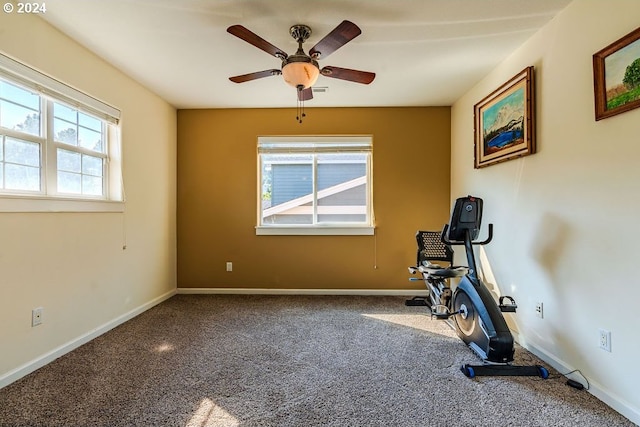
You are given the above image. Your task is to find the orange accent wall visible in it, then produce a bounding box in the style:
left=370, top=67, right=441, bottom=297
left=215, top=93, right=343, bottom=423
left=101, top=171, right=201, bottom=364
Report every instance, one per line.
left=177, top=107, right=450, bottom=290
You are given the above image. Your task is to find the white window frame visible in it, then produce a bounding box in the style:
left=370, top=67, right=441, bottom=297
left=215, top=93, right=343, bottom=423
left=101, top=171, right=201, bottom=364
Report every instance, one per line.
left=256, top=135, right=374, bottom=236
left=0, top=52, right=123, bottom=213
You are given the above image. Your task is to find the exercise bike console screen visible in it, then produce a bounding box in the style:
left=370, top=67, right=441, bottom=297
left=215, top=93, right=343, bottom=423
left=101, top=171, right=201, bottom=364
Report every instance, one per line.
left=447, top=196, right=483, bottom=242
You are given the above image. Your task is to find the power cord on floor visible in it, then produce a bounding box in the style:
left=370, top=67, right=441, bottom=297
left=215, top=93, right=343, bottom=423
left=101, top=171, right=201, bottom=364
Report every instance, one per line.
left=548, top=368, right=589, bottom=390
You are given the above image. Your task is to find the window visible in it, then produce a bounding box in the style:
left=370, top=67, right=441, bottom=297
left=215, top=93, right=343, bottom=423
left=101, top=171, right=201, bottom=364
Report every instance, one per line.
left=0, top=53, right=122, bottom=212
left=257, top=136, right=374, bottom=235
left=53, top=102, right=106, bottom=196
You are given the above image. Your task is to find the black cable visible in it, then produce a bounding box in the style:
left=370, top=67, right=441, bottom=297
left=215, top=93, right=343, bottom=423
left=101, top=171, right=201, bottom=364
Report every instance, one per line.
left=548, top=368, right=590, bottom=390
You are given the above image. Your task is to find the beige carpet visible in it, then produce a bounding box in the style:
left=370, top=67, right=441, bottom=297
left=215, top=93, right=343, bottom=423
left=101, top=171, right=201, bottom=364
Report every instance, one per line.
left=0, top=294, right=635, bottom=426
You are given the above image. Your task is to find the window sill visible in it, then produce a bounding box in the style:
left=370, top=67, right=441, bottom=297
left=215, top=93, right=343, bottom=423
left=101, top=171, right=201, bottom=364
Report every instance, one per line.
left=0, top=195, right=125, bottom=213
left=255, top=226, right=375, bottom=236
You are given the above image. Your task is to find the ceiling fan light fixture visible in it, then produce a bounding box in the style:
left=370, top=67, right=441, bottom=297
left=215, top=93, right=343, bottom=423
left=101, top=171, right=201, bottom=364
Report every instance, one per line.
left=227, top=21, right=374, bottom=100
left=282, top=59, right=320, bottom=89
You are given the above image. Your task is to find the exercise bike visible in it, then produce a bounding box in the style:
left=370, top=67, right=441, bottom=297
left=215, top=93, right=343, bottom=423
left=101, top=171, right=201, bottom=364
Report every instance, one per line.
left=407, top=196, right=549, bottom=379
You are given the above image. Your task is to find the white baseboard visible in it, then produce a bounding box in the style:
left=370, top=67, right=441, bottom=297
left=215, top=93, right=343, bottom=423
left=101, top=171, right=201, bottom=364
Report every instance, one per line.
left=0, top=289, right=177, bottom=390
left=177, top=287, right=429, bottom=296
left=517, top=338, right=640, bottom=426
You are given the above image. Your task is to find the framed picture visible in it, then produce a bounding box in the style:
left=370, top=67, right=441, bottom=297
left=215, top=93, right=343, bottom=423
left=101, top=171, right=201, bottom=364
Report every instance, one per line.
left=474, top=66, right=535, bottom=169
left=593, top=27, right=640, bottom=121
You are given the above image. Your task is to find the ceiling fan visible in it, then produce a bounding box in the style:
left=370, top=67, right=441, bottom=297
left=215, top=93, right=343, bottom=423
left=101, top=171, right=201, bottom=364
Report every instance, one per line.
left=226, top=20, right=376, bottom=104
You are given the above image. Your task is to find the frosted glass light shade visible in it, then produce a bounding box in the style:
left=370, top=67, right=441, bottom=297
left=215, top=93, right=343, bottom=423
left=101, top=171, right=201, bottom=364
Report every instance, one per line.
left=282, top=62, right=320, bottom=89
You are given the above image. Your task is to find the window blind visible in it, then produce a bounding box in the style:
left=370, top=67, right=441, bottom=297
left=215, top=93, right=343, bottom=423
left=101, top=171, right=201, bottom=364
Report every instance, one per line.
left=0, top=52, right=120, bottom=124
left=258, top=136, right=372, bottom=154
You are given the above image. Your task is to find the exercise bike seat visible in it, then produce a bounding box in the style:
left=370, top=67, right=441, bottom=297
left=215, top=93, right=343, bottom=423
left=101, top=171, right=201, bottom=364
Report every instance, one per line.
left=418, top=261, right=468, bottom=278
left=410, top=231, right=468, bottom=279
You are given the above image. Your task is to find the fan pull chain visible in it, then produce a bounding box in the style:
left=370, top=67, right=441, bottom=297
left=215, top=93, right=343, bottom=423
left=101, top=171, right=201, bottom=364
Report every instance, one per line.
left=296, top=85, right=306, bottom=123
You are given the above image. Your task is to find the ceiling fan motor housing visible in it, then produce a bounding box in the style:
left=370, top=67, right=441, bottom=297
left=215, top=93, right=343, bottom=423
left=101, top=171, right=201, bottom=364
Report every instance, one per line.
left=282, top=24, right=320, bottom=89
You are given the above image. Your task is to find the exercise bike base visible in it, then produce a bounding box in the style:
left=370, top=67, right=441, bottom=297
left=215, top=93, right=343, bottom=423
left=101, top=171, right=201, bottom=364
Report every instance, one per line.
left=461, top=363, right=549, bottom=379
left=405, top=296, right=429, bottom=306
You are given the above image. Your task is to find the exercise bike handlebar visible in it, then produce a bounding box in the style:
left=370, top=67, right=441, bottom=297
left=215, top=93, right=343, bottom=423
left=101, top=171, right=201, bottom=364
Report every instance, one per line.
left=440, top=223, right=493, bottom=246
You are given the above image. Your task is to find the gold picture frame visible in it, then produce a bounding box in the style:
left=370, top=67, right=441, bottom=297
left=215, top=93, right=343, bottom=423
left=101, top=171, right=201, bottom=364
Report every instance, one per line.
left=593, top=27, right=640, bottom=121
left=474, top=66, right=535, bottom=169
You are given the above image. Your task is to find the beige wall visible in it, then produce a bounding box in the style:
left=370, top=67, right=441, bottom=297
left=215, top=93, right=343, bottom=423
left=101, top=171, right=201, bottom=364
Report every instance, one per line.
left=0, top=14, right=177, bottom=382
left=451, top=0, right=640, bottom=423
left=177, top=107, right=450, bottom=290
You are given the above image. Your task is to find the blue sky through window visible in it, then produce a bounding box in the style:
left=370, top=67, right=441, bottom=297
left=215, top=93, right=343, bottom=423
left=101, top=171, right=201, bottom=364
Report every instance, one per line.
left=0, top=79, right=40, bottom=136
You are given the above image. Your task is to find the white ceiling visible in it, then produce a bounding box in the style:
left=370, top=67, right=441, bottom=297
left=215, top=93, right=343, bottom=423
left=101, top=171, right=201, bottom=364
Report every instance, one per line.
left=40, top=0, right=572, bottom=109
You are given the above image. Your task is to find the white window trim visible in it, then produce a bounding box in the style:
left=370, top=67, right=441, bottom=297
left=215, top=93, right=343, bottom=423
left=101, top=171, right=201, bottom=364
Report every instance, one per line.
left=0, top=52, right=124, bottom=212
left=0, top=195, right=124, bottom=213
left=257, top=135, right=375, bottom=236
left=255, top=225, right=375, bottom=236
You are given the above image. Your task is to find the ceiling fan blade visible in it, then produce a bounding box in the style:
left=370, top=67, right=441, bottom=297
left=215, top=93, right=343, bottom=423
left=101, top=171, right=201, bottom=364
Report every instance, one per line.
left=229, top=69, right=281, bottom=83
left=320, top=66, right=375, bottom=84
left=298, top=87, right=313, bottom=101
left=309, top=20, right=361, bottom=60
left=227, top=25, right=288, bottom=59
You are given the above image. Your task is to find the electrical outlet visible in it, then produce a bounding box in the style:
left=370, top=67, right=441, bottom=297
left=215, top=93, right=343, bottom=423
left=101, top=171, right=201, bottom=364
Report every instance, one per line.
left=32, top=307, right=43, bottom=327
left=535, top=302, right=543, bottom=318
left=226, top=262, right=233, bottom=272
left=598, top=329, right=611, bottom=352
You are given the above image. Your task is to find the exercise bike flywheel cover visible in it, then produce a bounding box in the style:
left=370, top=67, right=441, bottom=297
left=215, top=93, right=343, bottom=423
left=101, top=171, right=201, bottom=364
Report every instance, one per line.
left=453, top=290, right=477, bottom=337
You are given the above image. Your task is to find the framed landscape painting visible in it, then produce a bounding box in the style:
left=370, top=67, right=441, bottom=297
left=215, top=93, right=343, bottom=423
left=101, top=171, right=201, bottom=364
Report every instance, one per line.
left=593, top=27, right=640, bottom=121
left=474, top=66, right=535, bottom=169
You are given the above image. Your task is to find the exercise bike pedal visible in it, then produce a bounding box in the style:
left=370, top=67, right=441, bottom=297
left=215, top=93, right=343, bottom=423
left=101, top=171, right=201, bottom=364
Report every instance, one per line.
left=431, top=313, right=451, bottom=320
left=499, top=296, right=517, bottom=313
left=431, top=305, right=461, bottom=320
